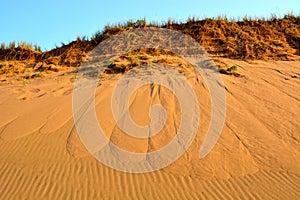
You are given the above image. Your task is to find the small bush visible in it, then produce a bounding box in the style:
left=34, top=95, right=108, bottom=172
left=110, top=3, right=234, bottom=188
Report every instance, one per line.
left=135, top=18, right=146, bottom=27
left=32, top=73, right=41, bottom=78
left=8, top=41, right=15, bottom=49
left=227, top=65, right=238, bottom=72
left=33, top=44, right=42, bottom=52
left=18, top=41, right=32, bottom=49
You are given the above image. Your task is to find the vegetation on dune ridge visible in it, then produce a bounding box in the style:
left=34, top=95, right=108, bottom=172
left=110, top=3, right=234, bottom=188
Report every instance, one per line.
left=1, top=41, right=41, bottom=52
left=0, top=14, right=300, bottom=69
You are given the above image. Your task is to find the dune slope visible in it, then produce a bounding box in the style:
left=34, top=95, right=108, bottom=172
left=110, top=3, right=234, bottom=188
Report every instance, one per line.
left=0, top=58, right=299, bottom=199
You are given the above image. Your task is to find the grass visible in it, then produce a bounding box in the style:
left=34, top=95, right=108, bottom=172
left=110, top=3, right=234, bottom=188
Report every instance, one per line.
left=0, top=41, right=41, bottom=52
left=0, top=14, right=299, bottom=82
left=3, top=13, right=300, bottom=53
left=102, top=48, right=195, bottom=75
left=1, top=42, right=5, bottom=50
left=1, top=13, right=300, bottom=65
left=22, top=78, right=28, bottom=86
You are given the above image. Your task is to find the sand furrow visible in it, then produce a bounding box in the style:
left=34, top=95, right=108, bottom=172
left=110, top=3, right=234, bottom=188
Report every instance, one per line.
left=202, top=180, right=226, bottom=199
left=227, top=177, right=250, bottom=200
left=0, top=165, right=24, bottom=199
left=262, top=170, right=300, bottom=195
left=235, top=176, right=260, bottom=200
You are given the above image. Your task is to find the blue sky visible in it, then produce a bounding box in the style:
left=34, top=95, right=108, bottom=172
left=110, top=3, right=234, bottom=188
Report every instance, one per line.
left=1, top=0, right=299, bottom=51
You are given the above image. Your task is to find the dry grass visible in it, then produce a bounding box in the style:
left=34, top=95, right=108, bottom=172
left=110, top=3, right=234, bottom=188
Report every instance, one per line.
left=0, top=15, right=299, bottom=76
left=104, top=49, right=190, bottom=74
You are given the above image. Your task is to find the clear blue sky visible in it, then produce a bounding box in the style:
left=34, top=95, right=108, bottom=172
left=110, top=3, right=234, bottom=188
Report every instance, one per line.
left=1, top=0, right=299, bottom=51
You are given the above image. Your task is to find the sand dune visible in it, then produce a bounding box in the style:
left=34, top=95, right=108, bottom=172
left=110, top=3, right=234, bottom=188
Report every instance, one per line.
left=0, top=58, right=299, bottom=199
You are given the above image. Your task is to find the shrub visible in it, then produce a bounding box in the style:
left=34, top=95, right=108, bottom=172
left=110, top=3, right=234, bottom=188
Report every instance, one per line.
left=8, top=41, right=15, bottom=49
left=227, top=65, right=238, bottom=72
left=34, top=44, right=42, bottom=52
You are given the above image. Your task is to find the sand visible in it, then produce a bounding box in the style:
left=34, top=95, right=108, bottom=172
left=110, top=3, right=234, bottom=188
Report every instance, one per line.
left=0, top=58, right=299, bottom=199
